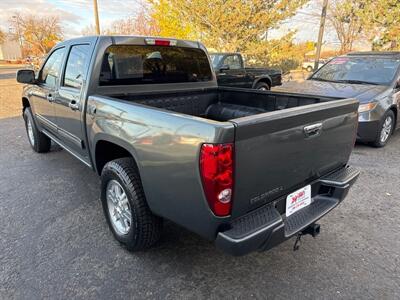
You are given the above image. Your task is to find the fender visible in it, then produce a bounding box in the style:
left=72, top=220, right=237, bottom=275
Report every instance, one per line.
left=252, top=75, right=272, bottom=89
left=92, top=133, right=141, bottom=174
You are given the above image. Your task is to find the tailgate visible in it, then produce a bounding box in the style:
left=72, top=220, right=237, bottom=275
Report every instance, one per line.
left=230, top=98, right=358, bottom=217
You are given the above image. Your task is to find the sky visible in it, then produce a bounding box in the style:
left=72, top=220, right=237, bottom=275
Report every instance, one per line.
left=0, top=0, right=343, bottom=49
left=0, top=0, right=143, bottom=37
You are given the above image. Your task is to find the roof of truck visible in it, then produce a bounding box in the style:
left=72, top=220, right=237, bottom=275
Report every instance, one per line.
left=347, top=51, right=400, bottom=57
left=209, top=52, right=241, bottom=55
left=57, top=35, right=202, bottom=47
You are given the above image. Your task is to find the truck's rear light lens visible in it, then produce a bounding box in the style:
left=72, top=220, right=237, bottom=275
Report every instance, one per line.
left=200, top=143, right=234, bottom=216
left=145, top=38, right=177, bottom=46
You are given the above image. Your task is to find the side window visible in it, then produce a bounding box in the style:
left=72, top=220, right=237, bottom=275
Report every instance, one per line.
left=39, top=48, right=65, bottom=88
left=223, top=55, right=242, bottom=70
left=63, top=44, right=91, bottom=90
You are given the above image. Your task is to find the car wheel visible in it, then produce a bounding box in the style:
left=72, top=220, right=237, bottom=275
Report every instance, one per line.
left=371, top=110, right=395, bottom=148
left=306, top=66, right=313, bottom=72
left=23, top=107, right=51, bottom=153
left=255, top=82, right=270, bottom=91
left=101, top=157, right=163, bottom=251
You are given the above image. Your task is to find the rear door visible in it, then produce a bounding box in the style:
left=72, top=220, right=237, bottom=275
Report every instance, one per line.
left=54, top=43, right=93, bottom=162
left=230, top=98, right=359, bottom=217
left=31, top=47, right=66, bottom=133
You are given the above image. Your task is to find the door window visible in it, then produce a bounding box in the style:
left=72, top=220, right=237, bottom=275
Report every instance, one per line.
left=39, top=48, right=65, bottom=88
left=63, top=44, right=91, bottom=90
left=223, top=55, right=242, bottom=70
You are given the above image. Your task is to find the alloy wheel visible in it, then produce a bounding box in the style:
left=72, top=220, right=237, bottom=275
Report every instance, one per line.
left=106, top=179, right=132, bottom=235
left=380, top=115, right=393, bottom=144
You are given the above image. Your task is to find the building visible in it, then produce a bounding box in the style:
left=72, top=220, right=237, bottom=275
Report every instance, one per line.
left=0, top=38, right=22, bottom=61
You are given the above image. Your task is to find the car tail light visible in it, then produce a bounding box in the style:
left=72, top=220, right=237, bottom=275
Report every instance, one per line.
left=145, top=38, right=177, bottom=46
left=200, top=143, right=234, bottom=216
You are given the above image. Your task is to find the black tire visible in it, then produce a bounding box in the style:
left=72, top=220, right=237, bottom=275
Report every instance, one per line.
left=306, top=66, right=313, bottom=72
left=371, top=110, right=395, bottom=148
left=255, top=82, right=270, bottom=91
left=101, top=158, right=163, bottom=251
left=23, top=107, right=51, bottom=153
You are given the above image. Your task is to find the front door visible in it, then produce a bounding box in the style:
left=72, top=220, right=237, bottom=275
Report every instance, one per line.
left=31, top=47, right=66, bottom=133
left=54, top=43, right=92, bottom=162
left=217, top=54, right=247, bottom=88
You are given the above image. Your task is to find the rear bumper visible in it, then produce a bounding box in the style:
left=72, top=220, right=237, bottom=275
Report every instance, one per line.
left=215, top=166, right=359, bottom=256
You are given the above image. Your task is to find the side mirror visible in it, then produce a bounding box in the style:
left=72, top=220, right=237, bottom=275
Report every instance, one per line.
left=219, top=65, right=230, bottom=72
left=16, top=69, right=36, bottom=84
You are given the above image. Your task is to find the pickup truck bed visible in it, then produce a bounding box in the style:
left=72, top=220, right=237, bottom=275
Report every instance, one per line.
left=110, top=87, right=331, bottom=121
left=18, top=35, right=359, bottom=256
left=97, top=86, right=358, bottom=219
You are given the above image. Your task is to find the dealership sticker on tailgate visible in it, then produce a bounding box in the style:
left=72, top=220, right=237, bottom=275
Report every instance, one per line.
left=286, top=185, right=311, bottom=217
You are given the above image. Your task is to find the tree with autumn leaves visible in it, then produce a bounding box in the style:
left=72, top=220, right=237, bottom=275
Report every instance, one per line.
left=9, top=14, right=63, bottom=56
left=149, top=0, right=310, bottom=70
left=0, top=29, right=5, bottom=45
left=327, top=0, right=400, bottom=53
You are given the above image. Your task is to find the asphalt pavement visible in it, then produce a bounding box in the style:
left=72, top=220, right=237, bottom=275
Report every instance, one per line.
left=0, top=116, right=399, bottom=299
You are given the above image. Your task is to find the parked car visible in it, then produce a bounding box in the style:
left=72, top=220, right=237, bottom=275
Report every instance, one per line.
left=17, top=36, right=359, bottom=256
left=302, top=59, right=328, bottom=72
left=209, top=52, right=282, bottom=90
left=275, top=52, right=400, bottom=147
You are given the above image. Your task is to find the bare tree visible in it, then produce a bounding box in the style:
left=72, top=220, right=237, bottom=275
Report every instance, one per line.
left=106, top=8, right=158, bottom=35
left=327, top=1, right=365, bottom=53
left=9, top=13, right=63, bottom=55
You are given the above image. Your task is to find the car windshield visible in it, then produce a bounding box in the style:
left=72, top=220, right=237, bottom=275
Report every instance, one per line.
left=310, top=56, right=400, bottom=85
left=209, top=54, right=224, bottom=69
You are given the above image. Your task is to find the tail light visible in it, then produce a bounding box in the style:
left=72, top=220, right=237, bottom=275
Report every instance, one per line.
left=200, top=143, right=234, bottom=216
left=145, top=38, right=177, bottom=46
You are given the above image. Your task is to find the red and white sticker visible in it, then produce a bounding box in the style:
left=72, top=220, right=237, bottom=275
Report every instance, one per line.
left=286, top=185, right=311, bottom=217
left=328, top=57, right=349, bottom=65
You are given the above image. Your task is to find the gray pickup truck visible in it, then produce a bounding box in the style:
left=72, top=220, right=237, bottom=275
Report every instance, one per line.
left=17, top=36, right=359, bottom=256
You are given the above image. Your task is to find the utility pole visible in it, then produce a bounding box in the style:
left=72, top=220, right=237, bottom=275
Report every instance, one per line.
left=314, top=0, right=328, bottom=71
left=93, top=0, right=101, bottom=35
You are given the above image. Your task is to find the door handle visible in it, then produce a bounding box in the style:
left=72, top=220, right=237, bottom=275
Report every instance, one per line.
left=69, top=100, right=79, bottom=111
left=47, top=94, right=55, bottom=102
left=304, top=123, right=323, bottom=137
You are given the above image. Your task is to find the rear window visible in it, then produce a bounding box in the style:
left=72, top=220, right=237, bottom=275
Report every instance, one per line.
left=99, top=45, right=213, bottom=86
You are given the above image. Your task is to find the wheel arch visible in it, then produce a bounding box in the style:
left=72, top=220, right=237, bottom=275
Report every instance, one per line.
left=22, top=97, right=30, bottom=112
left=252, top=76, right=272, bottom=89
left=389, top=105, right=398, bottom=126
left=93, top=135, right=140, bottom=176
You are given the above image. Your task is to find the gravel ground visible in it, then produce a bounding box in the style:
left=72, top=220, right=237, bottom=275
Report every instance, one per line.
left=0, top=69, right=399, bottom=299
left=0, top=67, right=23, bottom=119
